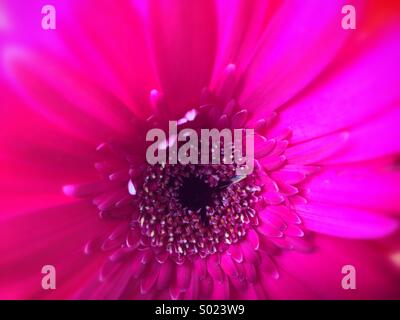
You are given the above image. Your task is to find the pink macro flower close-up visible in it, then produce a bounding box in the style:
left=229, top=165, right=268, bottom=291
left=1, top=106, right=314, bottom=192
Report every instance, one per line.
left=0, top=0, right=400, bottom=300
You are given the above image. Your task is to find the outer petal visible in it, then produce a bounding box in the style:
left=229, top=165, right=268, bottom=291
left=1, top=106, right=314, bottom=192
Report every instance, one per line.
left=145, top=0, right=217, bottom=116
left=0, top=202, right=118, bottom=299
left=303, top=163, right=400, bottom=213
left=269, top=235, right=400, bottom=299
left=295, top=203, right=398, bottom=239
left=239, top=0, right=366, bottom=114
left=211, top=0, right=273, bottom=86
left=268, top=26, right=400, bottom=143
left=326, top=107, right=400, bottom=164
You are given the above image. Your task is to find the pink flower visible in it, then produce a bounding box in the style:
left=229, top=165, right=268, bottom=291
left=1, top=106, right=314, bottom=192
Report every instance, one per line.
left=0, top=0, right=400, bottom=299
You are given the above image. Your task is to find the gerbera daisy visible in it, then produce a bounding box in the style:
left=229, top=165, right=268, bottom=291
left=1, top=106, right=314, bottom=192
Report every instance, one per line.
left=0, top=0, right=399, bottom=299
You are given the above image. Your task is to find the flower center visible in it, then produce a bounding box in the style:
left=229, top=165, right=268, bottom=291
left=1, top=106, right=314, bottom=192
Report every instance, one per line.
left=136, top=162, right=261, bottom=261
left=178, top=176, right=213, bottom=225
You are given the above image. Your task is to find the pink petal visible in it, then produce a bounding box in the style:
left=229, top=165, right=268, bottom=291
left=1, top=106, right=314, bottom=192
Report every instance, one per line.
left=285, top=132, right=349, bottom=164
left=140, top=262, right=160, bottom=294
left=327, top=107, right=400, bottom=163
left=211, top=0, right=271, bottom=87
left=146, top=0, right=217, bottom=116
left=295, top=203, right=398, bottom=238
left=304, top=164, right=400, bottom=213
left=156, top=260, right=174, bottom=290
left=0, top=202, right=117, bottom=299
left=273, top=235, right=400, bottom=299
left=176, top=262, right=192, bottom=291
left=240, top=0, right=364, bottom=114
left=268, top=28, right=400, bottom=143
left=207, top=254, right=224, bottom=283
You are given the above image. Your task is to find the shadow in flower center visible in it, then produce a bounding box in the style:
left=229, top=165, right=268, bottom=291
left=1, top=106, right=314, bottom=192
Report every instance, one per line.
left=178, top=176, right=214, bottom=225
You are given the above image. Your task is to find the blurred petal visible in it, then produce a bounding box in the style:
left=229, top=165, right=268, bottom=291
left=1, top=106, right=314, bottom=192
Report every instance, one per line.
left=146, top=0, right=217, bottom=116
left=268, top=26, right=400, bottom=142
left=295, top=203, right=398, bottom=238
left=240, top=0, right=365, bottom=114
